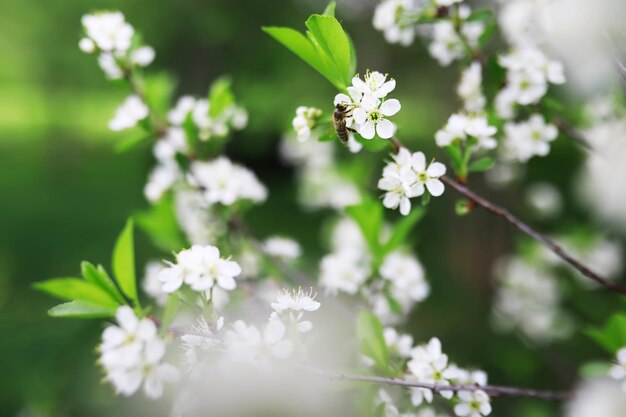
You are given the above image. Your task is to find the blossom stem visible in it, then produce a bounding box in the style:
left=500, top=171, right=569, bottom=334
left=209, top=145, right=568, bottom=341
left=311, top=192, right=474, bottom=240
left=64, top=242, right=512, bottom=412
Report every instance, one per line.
left=312, top=369, right=571, bottom=400
left=388, top=136, right=626, bottom=295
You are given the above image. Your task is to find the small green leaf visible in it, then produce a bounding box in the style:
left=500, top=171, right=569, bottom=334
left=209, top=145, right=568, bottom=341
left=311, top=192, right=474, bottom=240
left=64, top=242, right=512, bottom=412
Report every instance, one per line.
left=48, top=301, right=116, bottom=319
left=323, top=1, right=336, bottom=16
left=160, top=294, right=182, bottom=337
left=381, top=207, right=425, bottom=255
left=208, top=76, right=235, bottom=118
left=262, top=26, right=337, bottom=88
left=81, top=262, right=126, bottom=304
left=468, top=157, right=495, bottom=172
left=421, top=191, right=431, bottom=206
left=356, top=311, right=390, bottom=373
left=34, top=278, right=119, bottom=308
left=455, top=199, right=472, bottom=216
left=135, top=195, right=185, bottom=252
left=444, top=144, right=463, bottom=172
left=115, top=133, right=152, bottom=153
left=346, top=196, right=383, bottom=255
left=579, top=361, right=612, bottom=378
left=587, top=314, right=626, bottom=354
left=467, top=8, right=493, bottom=22
left=143, top=72, right=177, bottom=115
left=112, top=219, right=138, bottom=305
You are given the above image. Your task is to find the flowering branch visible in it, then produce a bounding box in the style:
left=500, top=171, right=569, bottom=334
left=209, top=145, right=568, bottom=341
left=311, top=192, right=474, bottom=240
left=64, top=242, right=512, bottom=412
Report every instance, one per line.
left=312, top=369, right=571, bottom=401
left=387, top=136, right=626, bottom=295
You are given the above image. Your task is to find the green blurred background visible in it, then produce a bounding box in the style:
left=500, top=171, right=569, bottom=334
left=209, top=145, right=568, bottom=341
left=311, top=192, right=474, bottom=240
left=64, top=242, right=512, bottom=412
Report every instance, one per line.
left=0, top=0, right=619, bottom=416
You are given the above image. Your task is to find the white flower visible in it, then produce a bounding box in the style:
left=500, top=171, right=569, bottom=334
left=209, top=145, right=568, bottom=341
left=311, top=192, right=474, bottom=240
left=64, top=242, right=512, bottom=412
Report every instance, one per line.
left=271, top=287, right=320, bottom=313
left=144, top=162, right=181, bottom=203
left=320, top=251, right=370, bottom=295
left=458, top=62, right=486, bottom=113
left=188, top=157, right=267, bottom=206
left=454, top=390, right=492, bottom=417
left=609, top=348, right=626, bottom=391
left=526, top=183, right=562, bottom=218
left=81, top=12, right=134, bottom=53
left=79, top=38, right=96, bottom=53
left=373, top=0, right=422, bottom=46
left=352, top=71, right=396, bottom=99
left=566, top=378, right=626, bottom=417
left=224, top=319, right=293, bottom=363
left=429, top=16, right=484, bottom=67
left=506, top=70, right=547, bottom=106
left=503, top=114, right=558, bottom=162
left=153, top=128, right=188, bottom=164
left=384, top=327, right=413, bottom=358
left=435, top=113, right=497, bottom=150
left=353, top=95, right=401, bottom=139
left=263, top=236, right=301, bottom=260
left=380, top=251, right=430, bottom=303
left=108, top=95, right=149, bottom=131
left=411, top=151, right=447, bottom=197
left=131, top=46, right=156, bottom=67
left=408, top=337, right=453, bottom=405
left=142, top=261, right=168, bottom=306
left=98, top=53, right=124, bottom=79
left=292, top=106, right=322, bottom=142
left=159, top=245, right=241, bottom=293
left=168, top=95, right=197, bottom=125
left=99, top=306, right=178, bottom=399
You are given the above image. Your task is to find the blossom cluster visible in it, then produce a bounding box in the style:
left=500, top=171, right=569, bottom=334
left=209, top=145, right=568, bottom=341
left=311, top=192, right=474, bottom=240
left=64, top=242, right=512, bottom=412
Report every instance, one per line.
left=292, top=106, right=322, bottom=142
left=320, top=217, right=430, bottom=324
left=158, top=245, right=242, bottom=294
left=334, top=71, right=401, bottom=140
left=501, top=114, right=558, bottom=162
left=378, top=148, right=446, bottom=216
left=80, top=12, right=155, bottom=79
left=99, top=306, right=179, bottom=398
left=435, top=114, right=497, bottom=151
left=495, top=47, right=566, bottom=119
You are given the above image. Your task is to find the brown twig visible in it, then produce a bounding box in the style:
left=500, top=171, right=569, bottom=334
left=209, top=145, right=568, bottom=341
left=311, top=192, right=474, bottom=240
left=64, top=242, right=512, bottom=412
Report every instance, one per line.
left=308, top=369, right=571, bottom=401
left=389, top=136, right=626, bottom=295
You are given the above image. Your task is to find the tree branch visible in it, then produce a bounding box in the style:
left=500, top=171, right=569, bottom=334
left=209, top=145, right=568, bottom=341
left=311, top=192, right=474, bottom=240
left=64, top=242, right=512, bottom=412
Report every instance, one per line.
left=389, top=136, right=626, bottom=295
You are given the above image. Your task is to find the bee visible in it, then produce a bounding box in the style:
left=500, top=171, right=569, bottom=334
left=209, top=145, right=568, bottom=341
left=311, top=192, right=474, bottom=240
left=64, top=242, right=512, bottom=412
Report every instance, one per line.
left=333, top=102, right=357, bottom=143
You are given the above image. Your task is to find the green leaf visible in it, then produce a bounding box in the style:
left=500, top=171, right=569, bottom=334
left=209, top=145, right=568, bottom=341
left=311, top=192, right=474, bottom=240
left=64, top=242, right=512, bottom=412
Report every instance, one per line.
left=115, top=133, right=152, bottom=153
left=468, top=157, right=495, bottom=172
left=323, top=1, right=336, bottom=16
left=160, top=294, right=182, bottom=337
left=135, top=195, right=185, bottom=252
left=208, top=76, right=235, bottom=118
left=81, top=262, right=126, bottom=304
left=262, top=26, right=337, bottom=88
left=112, top=219, right=138, bottom=305
left=381, top=207, right=425, bottom=255
left=467, top=8, right=494, bottom=22
left=346, top=196, right=383, bottom=255
left=579, top=361, right=612, bottom=378
left=34, top=278, right=119, bottom=308
left=305, top=14, right=352, bottom=89
left=143, top=72, right=177, bottom=115
left=48, top=301, right=116, bottom=319
left=318, top=129, right=337, bottom=142
left=356, top=310, right=390, bottom=373
left=587, top=314, right=626, bottom=353
left=455, top=199, right=472, bottom=216
left=444, top=144, right=463, bottom=172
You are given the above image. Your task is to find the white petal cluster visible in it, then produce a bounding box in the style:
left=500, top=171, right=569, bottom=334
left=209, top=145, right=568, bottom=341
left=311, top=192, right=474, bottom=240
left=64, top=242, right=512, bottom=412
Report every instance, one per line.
left=379, top=251, right=430, bottom=313
left=502, top=114, right=558, bottom=162
left=435, top=113, right=497, bottom=151
left=99, top=306, right=179, bottom=399
left=373, top=0, right=424, bottom=46
left=566, top=378, right=626, bottom=417
left=292, top=106, right=322, bottom=142
left=188, top=157, right=267, bottom=206
left=429, top=7, right=484, bottom=67
left=159, top=245, right=242, bottom=293
left=496, top=47, right=565, bottom=119
left=384, top=327, right=413, bottom=359
left=457, top=62, right=486, bottom=113
left=378, top=148, right=447, bottom=216
left=224, top=318, right=294, bottom=363
left=454, top=391, right=492, bottom=417
left=334, top=71, right=401, bottom=140
left=174, top=190, right=226, bottom=245
left=142, top=261, right=168, bottom=306
left=525, top=182, right=562, bottom=219
left=108, top=95, right=149, bottom=131
left=168, top=95, right=247, bottom=141
left=80, top=12, right=155, bottom=79
left=144, top=162, right=182, bottom=203
left=180, top=316, right=223, bottom=374
left=407, top=337, right=490, bottom=412
left=271, top=287, right=321, bottom=333
left=263, top=236, right=301, bottom=261
left=492, top=257, right=572, bottom=343
left=609, top=348, right=626, bottom=392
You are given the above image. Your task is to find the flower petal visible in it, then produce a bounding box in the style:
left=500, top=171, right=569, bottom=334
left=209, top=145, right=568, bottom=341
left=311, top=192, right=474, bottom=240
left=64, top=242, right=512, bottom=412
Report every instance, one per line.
left=376, top=119, right=395, bottom=139
left=380, top=99, right=401, bottom=116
